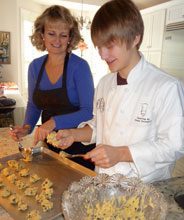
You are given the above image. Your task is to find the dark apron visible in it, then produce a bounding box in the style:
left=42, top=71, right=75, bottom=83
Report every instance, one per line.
left=33, top=54, right=95, bottom=170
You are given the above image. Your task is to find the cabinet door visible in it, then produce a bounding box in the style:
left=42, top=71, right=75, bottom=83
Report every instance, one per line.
left=140, top=10, right=165, bottom=51
left=148, top=51, right=162, bottom=68
left=166, top=4, right=184, bottom=24
left=140, top=13, right=152, bottom=51
left=151, top=10, right=165, bottom=51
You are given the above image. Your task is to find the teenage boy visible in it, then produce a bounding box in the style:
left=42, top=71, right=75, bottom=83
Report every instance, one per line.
left=56, top=0, right=184, bottom=183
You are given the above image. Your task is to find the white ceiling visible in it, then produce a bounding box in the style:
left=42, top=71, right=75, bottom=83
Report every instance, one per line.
left=33, top=0, right=171, bottom=10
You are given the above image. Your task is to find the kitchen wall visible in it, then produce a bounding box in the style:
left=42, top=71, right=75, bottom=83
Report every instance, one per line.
left=0, top=0, right=43, bottom=87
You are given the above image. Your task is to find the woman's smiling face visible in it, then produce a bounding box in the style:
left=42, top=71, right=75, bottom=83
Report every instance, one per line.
left=43, top=21, right=70, bottom=55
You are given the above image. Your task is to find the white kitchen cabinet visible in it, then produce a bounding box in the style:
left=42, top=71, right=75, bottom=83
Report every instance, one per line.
left=166, top=4, right=184, bottom=24
left=141, top=9, right=166, bottom=51
left=141, top=51, right=162, bottom=68
left=148, top=51, right=162, bottom=68
left=140, top=9, right=166, bottom=67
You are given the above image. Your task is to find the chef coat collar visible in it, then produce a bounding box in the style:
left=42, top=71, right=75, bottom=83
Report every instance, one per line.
left=126, top=52, right=146, bottom=84
left=111, top=52, right=146, bottom=89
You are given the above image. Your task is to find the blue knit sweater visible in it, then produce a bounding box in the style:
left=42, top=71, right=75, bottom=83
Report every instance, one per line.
left=24, top=53, right=94, bottom=131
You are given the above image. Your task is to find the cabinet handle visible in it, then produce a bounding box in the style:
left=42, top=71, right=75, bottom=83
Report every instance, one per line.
left=165, top=36, right=172, bottom=40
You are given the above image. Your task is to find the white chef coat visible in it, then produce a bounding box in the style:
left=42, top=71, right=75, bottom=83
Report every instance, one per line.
left=79, top=54, right=184, bottom=183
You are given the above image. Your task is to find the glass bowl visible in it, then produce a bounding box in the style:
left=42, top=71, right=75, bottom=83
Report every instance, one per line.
left=61, top=173, right=167, bottom=220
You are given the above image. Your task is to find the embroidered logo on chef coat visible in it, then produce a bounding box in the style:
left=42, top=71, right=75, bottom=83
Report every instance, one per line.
left=140, top=103, right=148, bottom=117
left=96, top=98, right=105, bottom=112
left=134, top=102, right=152, bottom=124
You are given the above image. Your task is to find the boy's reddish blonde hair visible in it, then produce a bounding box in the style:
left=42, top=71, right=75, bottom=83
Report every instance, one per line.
left=91, top=0, right=144, bottom=49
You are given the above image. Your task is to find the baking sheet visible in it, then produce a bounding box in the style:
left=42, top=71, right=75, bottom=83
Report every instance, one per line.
left=0, top=147, right=96, bottom=220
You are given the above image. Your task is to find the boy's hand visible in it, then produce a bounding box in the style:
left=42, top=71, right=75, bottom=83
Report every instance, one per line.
left=84, top=144, right=121, bottom=168
left=84, top=144, right=132, bottom=168
left=56, top=129, right=75, bottom=149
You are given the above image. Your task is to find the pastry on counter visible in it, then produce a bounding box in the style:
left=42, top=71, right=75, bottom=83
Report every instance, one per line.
left=27, top=210, right=41, bottom=220
left=1, top=187, right=11, bottom=198
left=18, top=200, right=28, bottom=211
left=19, top=168, right=30, bottom=177
left=36, top=187, right=53, bottom=202
left=9, top=194, right=20, bottom=205
left=47, top=131, right=60, bottom=147
left=7, top=173, right=17, bottom=184
left=15, top=179, right=29, bottom=190
left=30, top=174, right=41, bottom=184
left=41, top=198, right=53, bottom=212
left=35, top=192, right=47, bottom=203
left=42, top=187, right=53, bottom=199
left=1, top=167, right=11, bottom=177
left=7, top=160, right=19, bottom=169
left=7, top=159, right=25, bottom=171
left=41, top=178, right=53, bottom=189
left=24, top=187, right=38, bottom=196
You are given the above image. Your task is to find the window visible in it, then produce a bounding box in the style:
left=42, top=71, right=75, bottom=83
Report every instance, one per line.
left=73, top=27, right=108, bottom=87
left=20, top=8, right=44, bottom=101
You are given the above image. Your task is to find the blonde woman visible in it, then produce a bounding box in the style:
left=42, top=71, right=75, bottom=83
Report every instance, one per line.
left=10, top=5, right=95, bottom=170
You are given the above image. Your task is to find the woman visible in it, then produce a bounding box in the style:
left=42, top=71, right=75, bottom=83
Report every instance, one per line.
left=10, top=5, right=95, bottom=170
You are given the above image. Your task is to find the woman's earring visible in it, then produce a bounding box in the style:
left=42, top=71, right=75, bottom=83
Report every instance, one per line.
left=67, top=41, right=70, bottom=45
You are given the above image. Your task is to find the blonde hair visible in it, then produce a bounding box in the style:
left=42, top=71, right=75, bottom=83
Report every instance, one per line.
left=91, top=0, right=144, bottom=50
left=31, top=5, right=81, bottom=52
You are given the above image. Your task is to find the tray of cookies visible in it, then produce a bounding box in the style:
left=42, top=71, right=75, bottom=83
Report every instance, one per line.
left=0, top=146, right=96, bottom=220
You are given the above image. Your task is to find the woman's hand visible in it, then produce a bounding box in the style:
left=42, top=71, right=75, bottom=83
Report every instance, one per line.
left=9, top=125, right=30, bottom=141
left=56, top=129, right=75, bottom=149
left=34, top=118, right=55, bottom=145
left=84, top=144, right=132, bottom=168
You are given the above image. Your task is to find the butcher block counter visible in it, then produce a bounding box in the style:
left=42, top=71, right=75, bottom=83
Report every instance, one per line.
left=0, top=127, right=96, bottom=220
left=0, top=127, right=184, bottom=220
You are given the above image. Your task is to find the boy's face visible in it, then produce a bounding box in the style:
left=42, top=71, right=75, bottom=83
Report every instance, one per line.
left=97, top=39, right=139, bottom=77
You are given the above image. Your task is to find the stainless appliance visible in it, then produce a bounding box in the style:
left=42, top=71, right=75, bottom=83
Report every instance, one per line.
left=161, top=28, right=184, bottom=84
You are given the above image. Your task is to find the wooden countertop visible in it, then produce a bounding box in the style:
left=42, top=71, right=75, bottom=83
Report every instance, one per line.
left=0, top=128, right=19, bottom=158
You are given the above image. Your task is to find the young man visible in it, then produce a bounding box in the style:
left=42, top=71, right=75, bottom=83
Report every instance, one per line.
left=56, top=0, right=184, bottom=183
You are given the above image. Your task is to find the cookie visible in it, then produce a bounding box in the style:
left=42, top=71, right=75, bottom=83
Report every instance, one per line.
left=30, top=174, right=41, bottom=184
left=19, top=168, right=30, bottom=177
left=18, top=200, right=28, bottom=211
left=24, top=187, right=38, bottom=196
left=9, top=194, right=20, bottom=205
left=27, top=210, right=41, bottom=220
left=47, top=131, right=60, bottom=147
